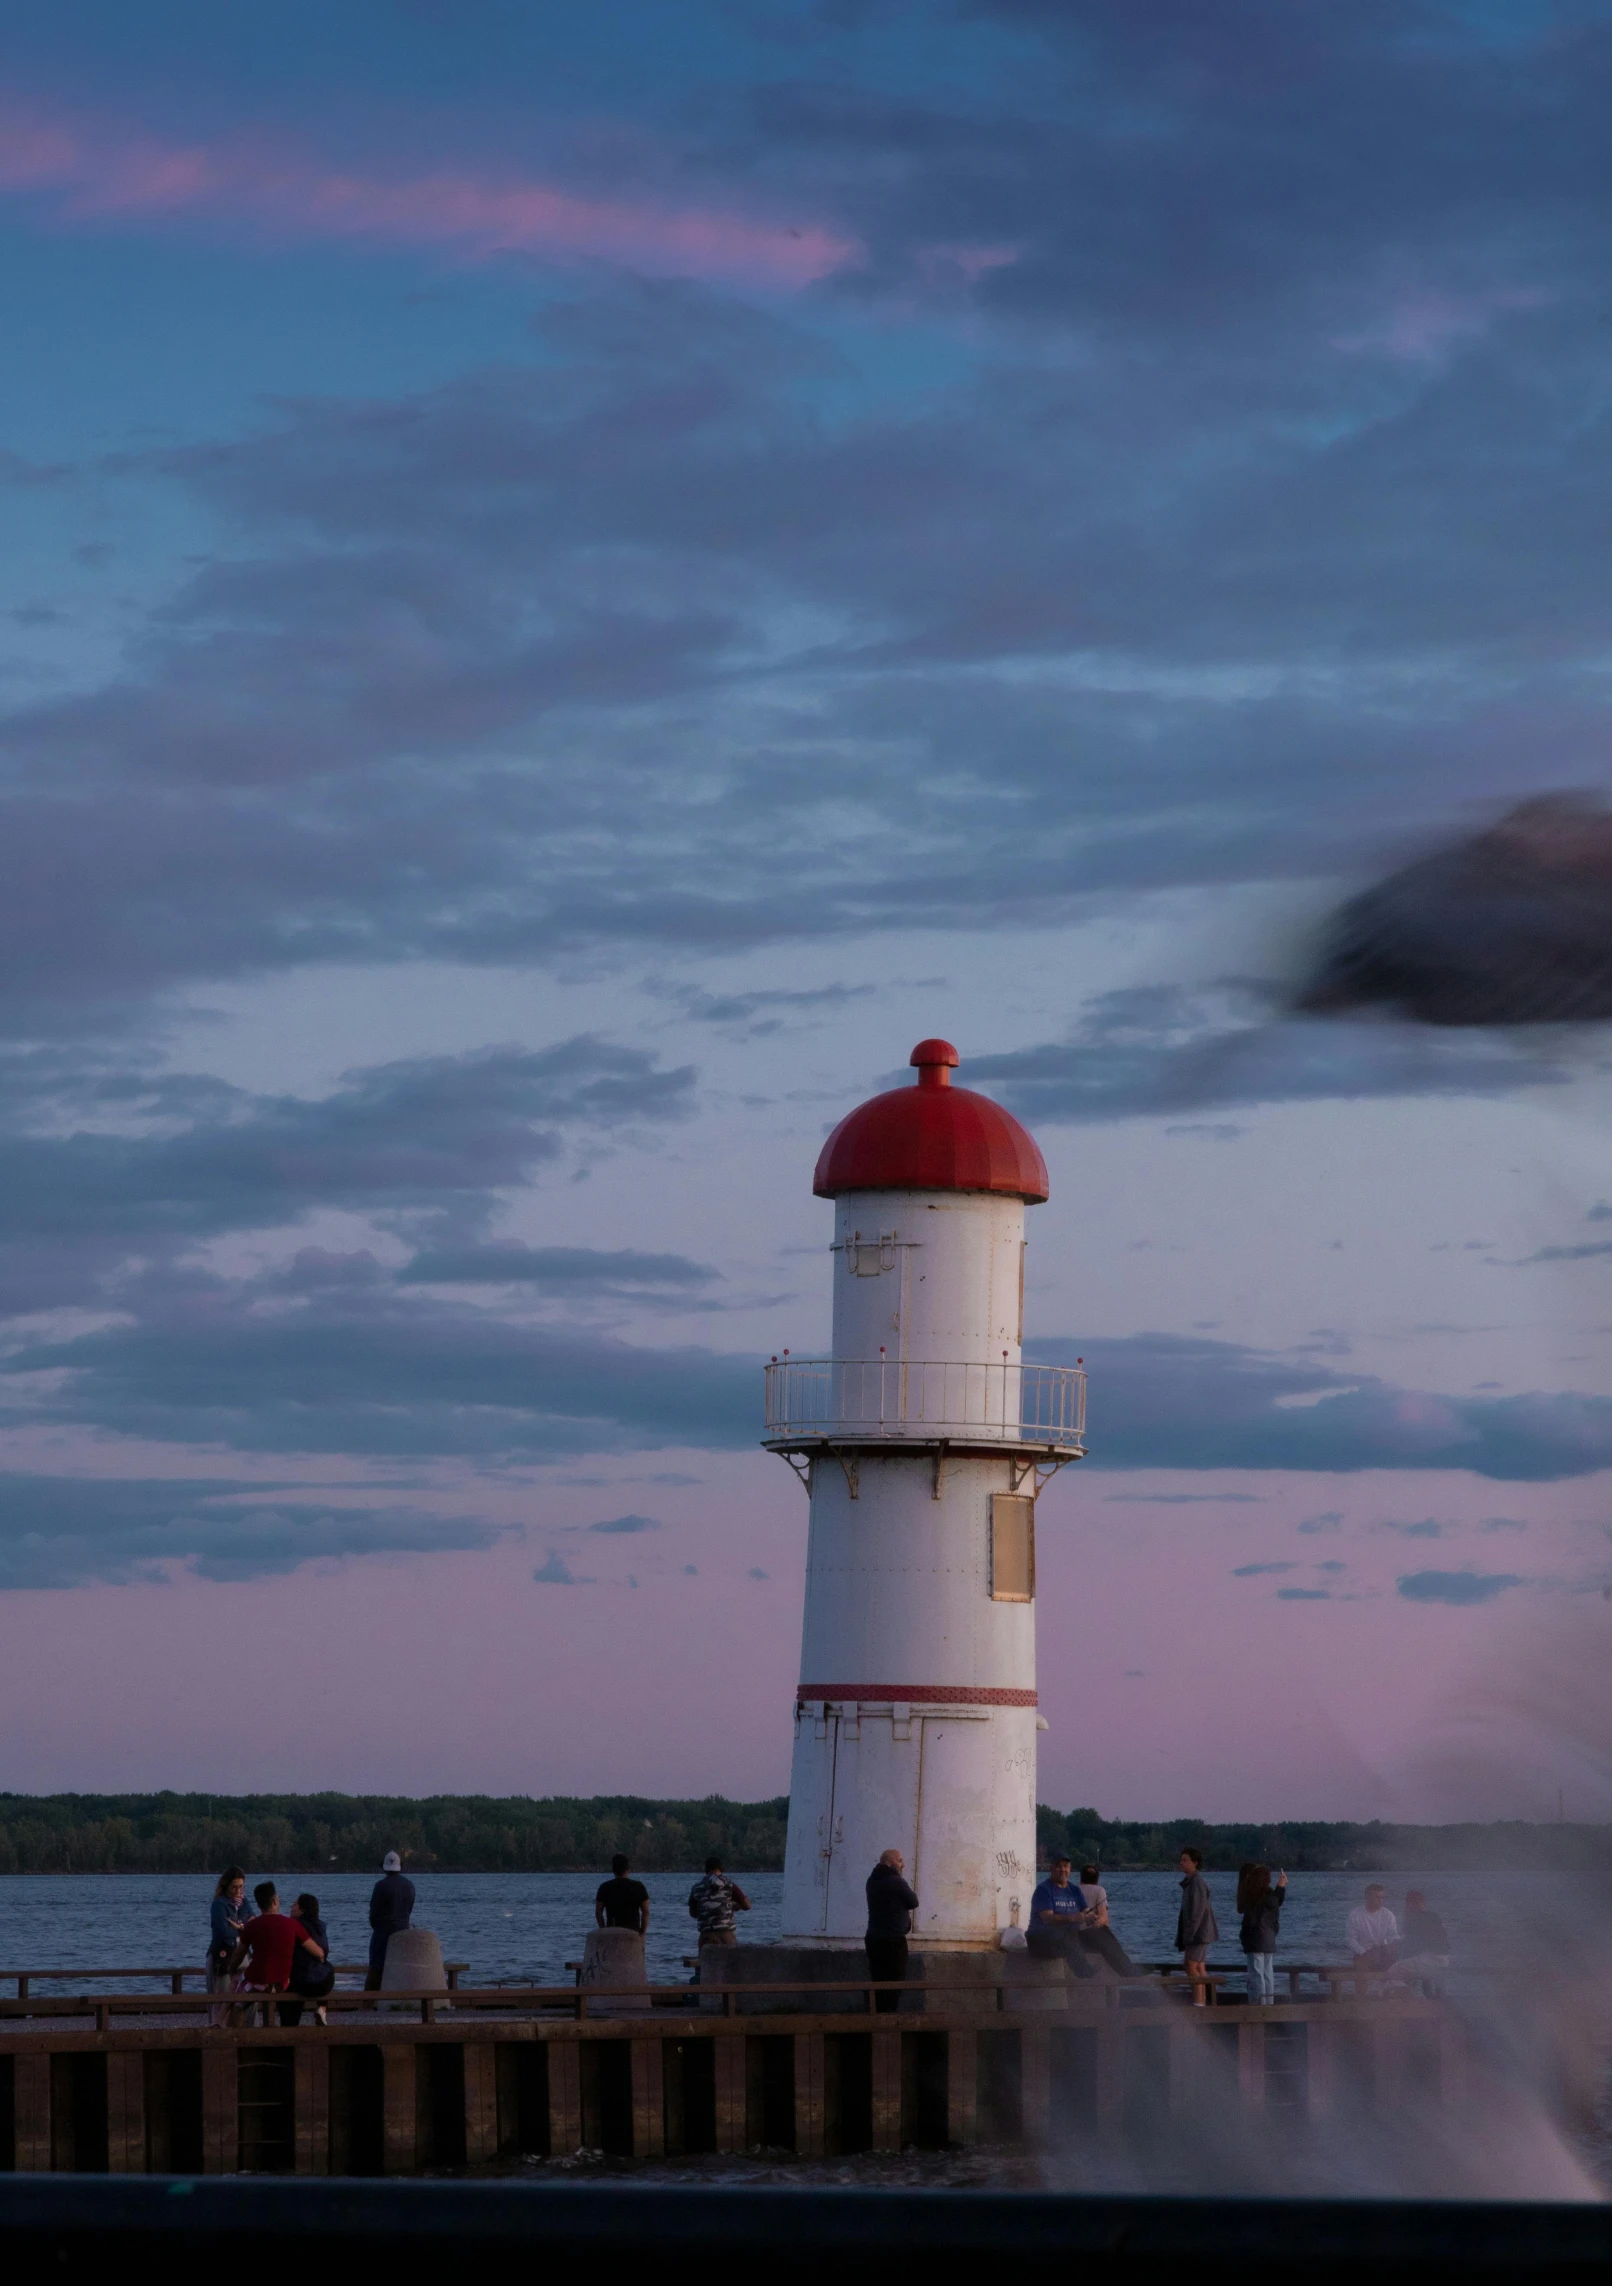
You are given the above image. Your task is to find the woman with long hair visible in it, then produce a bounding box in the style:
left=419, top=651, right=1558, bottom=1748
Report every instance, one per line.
left=284, top=1893, right=336, bottom=2027
left=208, top=1865, right=249, bottom=2026
left=1237, top=1860, right=1287, bottom=2005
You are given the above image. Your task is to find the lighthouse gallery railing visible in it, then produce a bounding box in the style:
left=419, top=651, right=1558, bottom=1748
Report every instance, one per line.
left=762, top=1358, right=1086, bottom=1450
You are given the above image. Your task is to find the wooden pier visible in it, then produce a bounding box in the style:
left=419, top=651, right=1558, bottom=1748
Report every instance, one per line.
left=0, top=1972, right=1465, bottom=2175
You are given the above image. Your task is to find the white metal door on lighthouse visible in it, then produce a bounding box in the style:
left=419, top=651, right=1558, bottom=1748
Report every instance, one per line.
left=817, top=1714, right=922, bottom=1936
left=913, top=1713, right=998, bottom=1940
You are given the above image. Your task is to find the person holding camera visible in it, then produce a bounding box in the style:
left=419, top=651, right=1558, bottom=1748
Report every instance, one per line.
left=1237, top=1861, right=1287, bottom=2004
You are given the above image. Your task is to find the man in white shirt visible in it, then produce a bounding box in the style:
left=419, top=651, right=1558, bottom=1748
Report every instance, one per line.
left=1345, top=1883, right=1400, bottom=1979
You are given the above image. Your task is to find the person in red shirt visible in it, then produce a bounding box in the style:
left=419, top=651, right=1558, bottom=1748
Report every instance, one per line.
left=228, top=1881, right=326, bottom=2026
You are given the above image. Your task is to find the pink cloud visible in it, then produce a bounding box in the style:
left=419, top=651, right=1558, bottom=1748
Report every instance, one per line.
left=0, top=103, right=856, bottom=290
left=1333, top=284, right=1548, bottom=364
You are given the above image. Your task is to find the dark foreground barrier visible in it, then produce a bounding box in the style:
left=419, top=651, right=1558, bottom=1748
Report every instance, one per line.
left=0, top=2179, right=1609, bottom=2281
left=0, top=1992, right=1465, bottom=2170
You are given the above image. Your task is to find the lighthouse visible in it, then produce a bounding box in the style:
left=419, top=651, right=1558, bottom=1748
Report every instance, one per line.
left=764, top=1039, right=1085, bottom=1952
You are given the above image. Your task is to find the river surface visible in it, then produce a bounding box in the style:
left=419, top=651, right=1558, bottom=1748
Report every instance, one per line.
left=0, top=1866, right=1570, bottom=1992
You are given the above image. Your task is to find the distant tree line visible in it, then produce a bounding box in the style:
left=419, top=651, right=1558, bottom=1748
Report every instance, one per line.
left=0, top=1793, right=1605, bottom=1874
left=1034, top=1807, right=1612, bottom=1873
left=0, top=1793, right=789, bottom=1876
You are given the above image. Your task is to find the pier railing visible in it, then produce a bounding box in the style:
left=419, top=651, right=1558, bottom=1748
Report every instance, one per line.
left=0, top=1963, right=1419, bottom=2028
left=0, top=1963, right=467, bottom=2001
left=762, top=1357, right=1086, bottom=1451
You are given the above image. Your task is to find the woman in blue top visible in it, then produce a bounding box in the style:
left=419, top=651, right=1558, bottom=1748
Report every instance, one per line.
left=208, top=1866, right=250, bottom=2025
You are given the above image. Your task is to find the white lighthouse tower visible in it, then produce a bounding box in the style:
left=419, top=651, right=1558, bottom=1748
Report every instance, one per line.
left=764, top=1038, right=1085, bottom=1952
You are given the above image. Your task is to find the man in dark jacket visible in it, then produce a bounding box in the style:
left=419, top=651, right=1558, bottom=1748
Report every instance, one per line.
left=1176, top=1846, right=1218, bottom=2007
left=865, top=1848, right=919, bottom=2014
left=365, top=1849, right=415, bottom=1991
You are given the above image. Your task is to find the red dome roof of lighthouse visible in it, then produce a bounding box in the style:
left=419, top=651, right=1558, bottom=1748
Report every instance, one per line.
left=813, top=1039, right=1049, bottom=1202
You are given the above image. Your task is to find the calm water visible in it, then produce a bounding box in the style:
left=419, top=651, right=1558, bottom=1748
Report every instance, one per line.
left=0, top=1866, right=1570, bottom=1993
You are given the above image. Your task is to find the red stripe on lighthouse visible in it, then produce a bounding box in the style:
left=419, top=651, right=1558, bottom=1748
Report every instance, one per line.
left=796, top=1685, right=1037, bottom=1707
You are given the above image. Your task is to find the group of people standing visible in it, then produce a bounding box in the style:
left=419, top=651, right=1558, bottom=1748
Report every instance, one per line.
left=865, top=1843, right=1453, bottom=2009
left=592, top=1851, right=754, bottom=1952
left=863, top=1847, right=1134, bottom=2006
left=201, top=1846, right=1452, bottom=2016
left=207, top=1869, right=333, bottom=2025
left=1174, top=1846, right=1287, bottom=2006
left=1024, top=1847, right=1284, bottom=2004
left=206, top=1849, right=416, bottom=2024
left=1181, top=1851, right=1452, bottom=2003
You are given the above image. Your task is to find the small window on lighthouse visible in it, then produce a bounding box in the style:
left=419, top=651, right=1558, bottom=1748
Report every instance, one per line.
left=990, top=1494, right=1035, bottom=1602
left=846, top=1232, right=898, bottom=1276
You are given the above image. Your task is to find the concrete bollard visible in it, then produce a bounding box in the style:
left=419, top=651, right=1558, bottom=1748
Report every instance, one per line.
left=581, top=1927, right=650, bottom=2014
left=380, top=1927, right=447, bottom=1992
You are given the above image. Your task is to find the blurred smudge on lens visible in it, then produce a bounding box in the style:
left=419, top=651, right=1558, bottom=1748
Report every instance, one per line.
left=1297, top=794, right=1612, bottom=1028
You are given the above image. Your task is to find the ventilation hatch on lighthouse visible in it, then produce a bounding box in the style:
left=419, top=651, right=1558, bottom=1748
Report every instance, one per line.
left=763, top=1039, right=1087, bottom=1951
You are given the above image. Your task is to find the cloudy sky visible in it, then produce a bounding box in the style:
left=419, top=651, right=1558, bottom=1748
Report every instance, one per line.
left=2, top=0, right=1611, bottom=1821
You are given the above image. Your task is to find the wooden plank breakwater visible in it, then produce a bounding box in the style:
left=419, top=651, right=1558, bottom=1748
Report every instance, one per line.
left=0, top=1984, right=1464, bottom=2174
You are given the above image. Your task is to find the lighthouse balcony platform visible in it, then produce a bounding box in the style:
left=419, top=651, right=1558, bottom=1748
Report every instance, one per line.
left=762, top=1357, right=1085, bottom=1455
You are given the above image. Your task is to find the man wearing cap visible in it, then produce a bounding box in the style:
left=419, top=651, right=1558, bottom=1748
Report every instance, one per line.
left=365, top=1849, right=416, bottom=1991
left=1027, top=1855, right=1097, bottom=1978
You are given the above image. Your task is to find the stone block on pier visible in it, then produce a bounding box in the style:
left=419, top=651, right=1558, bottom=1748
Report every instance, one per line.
left=580, top=1927, right=650, bottom=2014
left=380, top=1927, right=447, bottom=1991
